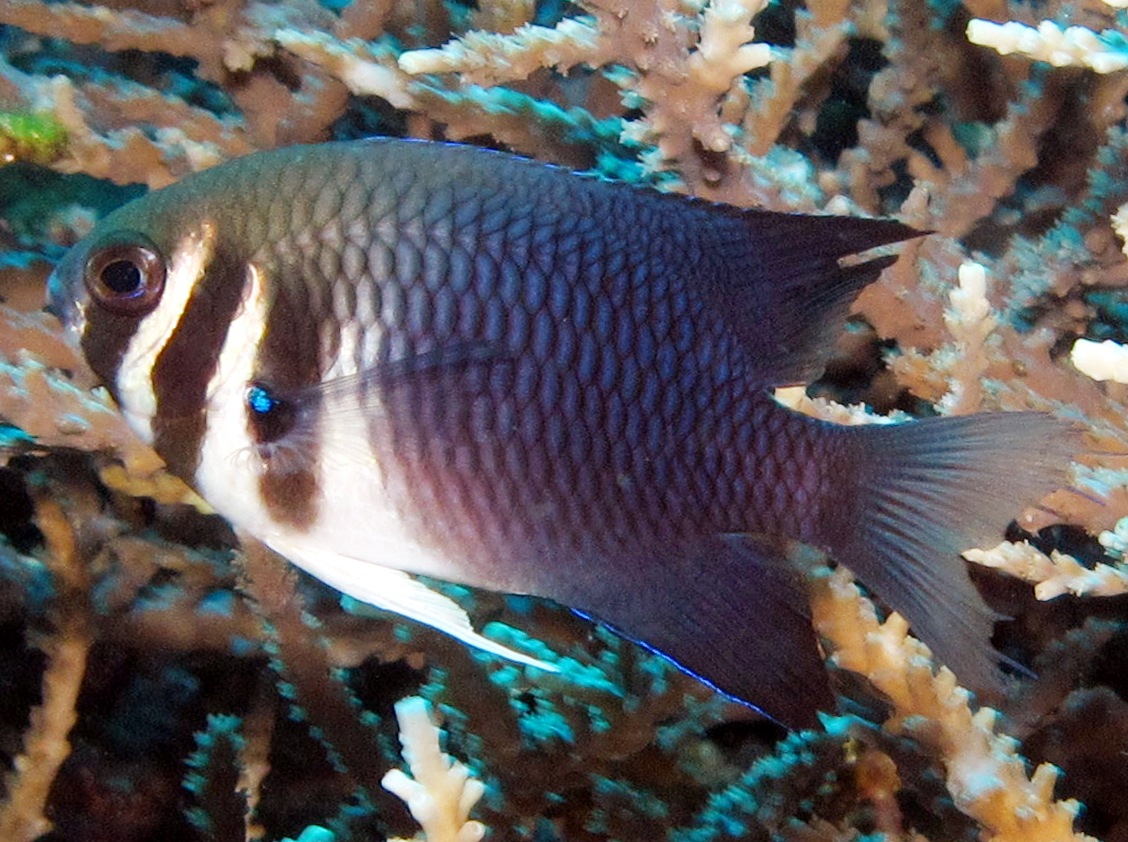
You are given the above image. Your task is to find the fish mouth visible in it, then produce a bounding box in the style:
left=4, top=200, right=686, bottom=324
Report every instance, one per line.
left=44, top=269, right=86, bottom=344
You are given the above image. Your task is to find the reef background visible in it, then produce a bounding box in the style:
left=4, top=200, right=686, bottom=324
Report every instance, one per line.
left=1, top=0, right=1128, bottom=840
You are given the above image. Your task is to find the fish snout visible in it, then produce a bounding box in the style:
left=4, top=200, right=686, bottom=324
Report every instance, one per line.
left=44, top=268, right=86, bottom=344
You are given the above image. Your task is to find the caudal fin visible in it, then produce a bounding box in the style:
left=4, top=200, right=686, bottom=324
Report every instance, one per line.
left=824, top=412, right=1076, bottom=691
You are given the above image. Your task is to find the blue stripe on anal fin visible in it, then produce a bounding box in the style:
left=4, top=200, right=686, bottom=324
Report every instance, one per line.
left=573, top=536, right=834, bottom=729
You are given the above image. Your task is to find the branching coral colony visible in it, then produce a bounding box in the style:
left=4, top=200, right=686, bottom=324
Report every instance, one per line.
left=1, top=0, right=1128, bottom=839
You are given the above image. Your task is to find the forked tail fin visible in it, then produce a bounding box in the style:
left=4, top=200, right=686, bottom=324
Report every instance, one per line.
left=822, top=412, right=1076, bottom=691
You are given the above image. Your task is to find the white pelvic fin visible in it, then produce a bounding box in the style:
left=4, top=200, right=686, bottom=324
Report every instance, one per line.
left=270, top=541, right=558, bottom=672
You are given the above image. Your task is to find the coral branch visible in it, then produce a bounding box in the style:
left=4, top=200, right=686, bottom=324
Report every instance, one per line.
left=966, top=540, right=1128, bottom=599
left=398, top=17, right=606, bottom=85
left=0, top=499, right=92, bottom=842
left=184, top=714, right=249, bottom=841
left=810, top=567, right=1095, bottom=842
left=968, top=20, right=1128, bottom=74
left=237, top=539, right=395, bottom=798
left=383, top=697, right=486, bottom=842
left=1071, top=338, right=1128, bottom=385
left=939, top=261, right=997, bottom=415
left=626, top=0, right=774, bottom=180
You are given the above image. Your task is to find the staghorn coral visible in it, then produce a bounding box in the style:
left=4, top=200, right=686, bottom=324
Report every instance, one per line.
left=966, top=18, right=1128, bottom=75
left=1072, top=337, right=1128, bottom=385
left=0, top=497, right=92, bottom=842
left=811, top=566, right=1094, bottom=842
left=966, top=537, right=1128, bottom=600
left=382, top=696, right=487, bottom=842
left=2, top=0, right=1128, bottom=840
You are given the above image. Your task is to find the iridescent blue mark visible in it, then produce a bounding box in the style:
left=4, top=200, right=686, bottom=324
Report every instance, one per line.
left=245, top=383, right=298, bottom=445
left=247, top=384, right=277, bottom=416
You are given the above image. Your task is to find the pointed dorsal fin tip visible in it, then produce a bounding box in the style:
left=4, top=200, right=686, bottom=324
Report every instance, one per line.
left=709, top=214, right=925, bottom=385
left=796, top=213, right=927, bottom=259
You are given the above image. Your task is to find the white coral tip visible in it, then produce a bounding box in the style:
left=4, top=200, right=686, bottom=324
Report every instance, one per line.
left=1070, top=338, right=1128, bottom=384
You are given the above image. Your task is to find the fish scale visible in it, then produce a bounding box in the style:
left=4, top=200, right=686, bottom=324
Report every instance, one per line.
left=47, top=138, right=1075, bottom=727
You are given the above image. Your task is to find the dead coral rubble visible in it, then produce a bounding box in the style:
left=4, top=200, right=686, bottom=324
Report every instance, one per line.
left=2, top=0, right=1128, bottom=839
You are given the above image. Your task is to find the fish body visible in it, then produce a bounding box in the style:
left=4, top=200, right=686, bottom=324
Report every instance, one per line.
left=48, top=138, right=1072, bottom=727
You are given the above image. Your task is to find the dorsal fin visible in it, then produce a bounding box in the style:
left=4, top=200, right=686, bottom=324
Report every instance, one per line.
left=702, top=211, right=922, bottom=384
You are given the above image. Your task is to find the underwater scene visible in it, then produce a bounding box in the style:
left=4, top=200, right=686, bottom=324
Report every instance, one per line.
left=2, top=0, right=1128, bottom=839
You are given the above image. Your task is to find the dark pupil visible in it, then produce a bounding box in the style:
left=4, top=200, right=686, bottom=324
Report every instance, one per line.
left=100, top=259, right=143, bottom=295
left=246, top=384, right=297, bottom=445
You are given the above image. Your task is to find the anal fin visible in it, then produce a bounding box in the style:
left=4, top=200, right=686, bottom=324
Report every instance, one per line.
left=570, top=536, right=833, bottom=729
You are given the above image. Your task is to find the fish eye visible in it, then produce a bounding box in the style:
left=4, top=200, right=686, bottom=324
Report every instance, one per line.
left=83, top=232, right=166, bottom=316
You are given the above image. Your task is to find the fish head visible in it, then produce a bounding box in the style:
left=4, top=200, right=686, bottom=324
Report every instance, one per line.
left=45, top=163, right=269, bottom=458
